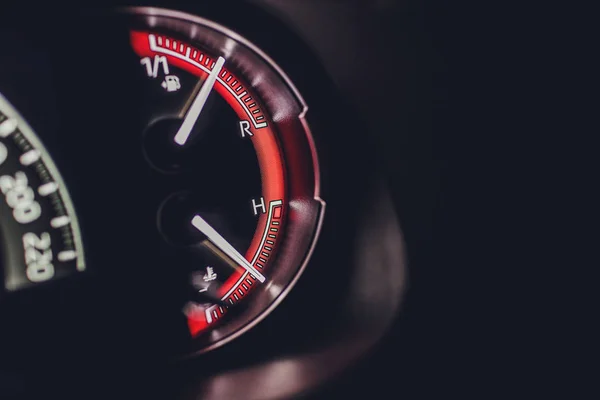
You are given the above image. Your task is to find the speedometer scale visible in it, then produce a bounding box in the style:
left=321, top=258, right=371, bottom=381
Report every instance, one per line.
left=0, top=94, right=84, bottom=294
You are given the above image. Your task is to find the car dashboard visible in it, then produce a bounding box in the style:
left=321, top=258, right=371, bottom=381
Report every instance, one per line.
left=0, top=1, right=435, bottom=398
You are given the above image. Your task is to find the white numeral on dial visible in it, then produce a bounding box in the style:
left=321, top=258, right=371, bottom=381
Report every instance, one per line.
left=0, top=171, right=41, bottom=224
left=22, top=232, right=54, bottom=283
left=140, top=55, right=170, bottom=78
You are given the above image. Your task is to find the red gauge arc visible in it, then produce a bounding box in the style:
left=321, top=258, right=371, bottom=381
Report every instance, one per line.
left=131, top=30, right=287, bottom=335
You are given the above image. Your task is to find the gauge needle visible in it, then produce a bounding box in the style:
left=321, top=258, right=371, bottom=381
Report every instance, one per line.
left=174, top=56, right=226, bottom=146
left=191, top=215, right=266, bottom=283
left=202, top=240, right=243, bottom=274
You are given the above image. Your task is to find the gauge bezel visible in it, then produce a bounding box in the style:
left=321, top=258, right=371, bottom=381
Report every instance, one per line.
left=122, top=6, right=325, bottom=356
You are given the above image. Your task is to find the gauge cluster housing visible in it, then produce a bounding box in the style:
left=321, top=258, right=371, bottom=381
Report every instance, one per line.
left=0, top=1, right=419, bottom=399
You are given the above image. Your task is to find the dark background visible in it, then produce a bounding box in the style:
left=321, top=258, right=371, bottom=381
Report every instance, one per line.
left=243, top=1, right=460, bottom=397
left=271, top=1, right=448, bottom=397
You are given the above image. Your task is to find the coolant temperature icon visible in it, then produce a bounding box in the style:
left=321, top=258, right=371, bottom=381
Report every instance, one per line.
left=203, top=267, right=217, bottom=282
left=162, top=75, right=181, bottom=92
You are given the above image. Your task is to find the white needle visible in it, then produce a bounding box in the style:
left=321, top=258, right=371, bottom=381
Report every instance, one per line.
left=191, top=215, right=266, bottom=283
left=174, top=56, right=226, bottom=146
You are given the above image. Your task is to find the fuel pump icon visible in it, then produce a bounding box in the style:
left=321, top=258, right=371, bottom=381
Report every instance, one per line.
left=161, top=75, right=181, bottom=92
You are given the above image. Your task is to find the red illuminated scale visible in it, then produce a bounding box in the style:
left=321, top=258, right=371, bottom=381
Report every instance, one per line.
left=131, top=31, right=287, bottom=335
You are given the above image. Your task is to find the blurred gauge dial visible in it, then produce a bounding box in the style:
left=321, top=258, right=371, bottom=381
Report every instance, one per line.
left=0, top=93, right=85, bottom=294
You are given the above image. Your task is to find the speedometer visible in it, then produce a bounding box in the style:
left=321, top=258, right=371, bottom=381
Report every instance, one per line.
left=0, top=93, right=84, bottom=294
